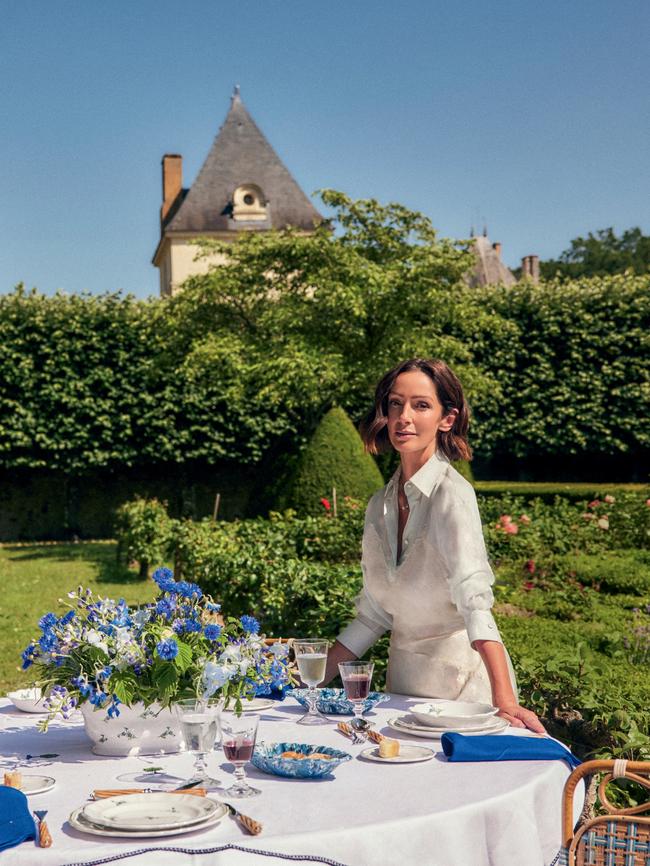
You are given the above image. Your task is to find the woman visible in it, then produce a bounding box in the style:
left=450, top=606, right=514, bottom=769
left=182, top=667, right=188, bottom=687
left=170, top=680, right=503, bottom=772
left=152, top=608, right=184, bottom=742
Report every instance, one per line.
left=325, top=358, right=544, bottom=732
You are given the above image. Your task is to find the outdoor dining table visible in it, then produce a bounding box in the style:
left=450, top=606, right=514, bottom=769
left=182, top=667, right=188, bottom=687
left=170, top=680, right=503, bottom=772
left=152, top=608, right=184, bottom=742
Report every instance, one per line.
left=0, top=694, right=580, bottom=866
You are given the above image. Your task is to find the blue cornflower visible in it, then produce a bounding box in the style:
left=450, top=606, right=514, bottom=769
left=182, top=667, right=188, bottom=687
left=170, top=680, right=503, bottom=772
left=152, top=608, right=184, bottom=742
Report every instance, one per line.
left=156, top=638, right=179, bottom=661
left=39, top=613, right=57, bottom=631
left=152, top=567, right=176, bottom=592
left=21, top=644, right=36, bottom=670
left=171, top=618, right=185, bottom=635
left=156, top=598, right=175, bottom=620
left=183, top=618, right=202, bottom=634
left=107, top=697, right=121, bottom=719
left=206, top=602, right=221, bottom=613
left=204, top=624, right=222, bottom=641
left=240, top=615, right=260, bottom=635
left=176, top=581, right=203, bottom=601
left=59, top=610, right=76, bottom=626
left=38, top=631, right=58, bottom=652
left=97, top=665, right=112, bottom=681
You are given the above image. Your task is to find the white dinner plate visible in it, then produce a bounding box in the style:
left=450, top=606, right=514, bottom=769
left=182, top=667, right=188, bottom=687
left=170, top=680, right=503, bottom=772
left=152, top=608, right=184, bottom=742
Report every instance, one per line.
left=387, top=716, right=509, bottom=739
left=396, top=713, right=509, bottom=734
left=360, top=745, right=435, bottom=764
left=69, top=803, right=227, bottom=838
left=83, top=793, right=219, bottom=831
left=18, top=775, right=56, bottom=795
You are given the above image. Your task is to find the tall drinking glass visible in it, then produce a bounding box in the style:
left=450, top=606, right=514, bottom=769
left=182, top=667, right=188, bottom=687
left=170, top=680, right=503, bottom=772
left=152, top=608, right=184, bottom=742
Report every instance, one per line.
left=174, top=699, right=222, bottom=789
left=221, top=713, right=260, bottom=798
left=338, top=660, right=374, bottom=726
left=294, top=638, right=329, bottom=726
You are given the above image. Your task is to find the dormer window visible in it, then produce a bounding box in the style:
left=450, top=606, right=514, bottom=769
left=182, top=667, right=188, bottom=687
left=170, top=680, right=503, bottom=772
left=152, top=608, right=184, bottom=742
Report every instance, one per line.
left=232, top=184, right=267, bottom=221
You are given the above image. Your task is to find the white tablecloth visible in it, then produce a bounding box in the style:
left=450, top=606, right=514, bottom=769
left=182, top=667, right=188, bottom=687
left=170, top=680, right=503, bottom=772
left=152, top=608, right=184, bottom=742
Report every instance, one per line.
left=0, top=695, right=579, bottom=866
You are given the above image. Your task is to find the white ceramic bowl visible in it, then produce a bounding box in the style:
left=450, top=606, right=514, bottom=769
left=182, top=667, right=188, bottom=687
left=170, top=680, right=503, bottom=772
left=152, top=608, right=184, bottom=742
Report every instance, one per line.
left=410, top=700, right=498, bottom=728
left=7, top=688, right=48, bottom=714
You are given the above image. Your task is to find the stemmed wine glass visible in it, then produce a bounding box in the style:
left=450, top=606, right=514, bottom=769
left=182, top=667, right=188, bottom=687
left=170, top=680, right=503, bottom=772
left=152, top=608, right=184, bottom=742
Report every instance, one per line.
left=221, top=713, right=260, bottom=798
left=294, top=638, right=329, bottom=726
left=338, top=660, right=374, bottom=730
left=174, top=699, right=222, bottom=789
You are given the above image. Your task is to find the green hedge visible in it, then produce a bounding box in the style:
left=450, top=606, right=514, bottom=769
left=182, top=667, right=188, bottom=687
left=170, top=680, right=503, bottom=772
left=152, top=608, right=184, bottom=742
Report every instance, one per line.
left=475, top=482, right=649, bottom=501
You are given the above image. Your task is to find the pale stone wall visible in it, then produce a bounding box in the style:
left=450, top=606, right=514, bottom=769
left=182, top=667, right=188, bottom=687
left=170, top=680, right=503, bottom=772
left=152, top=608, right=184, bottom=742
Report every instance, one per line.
left=158, top=238, right=228, bottom=296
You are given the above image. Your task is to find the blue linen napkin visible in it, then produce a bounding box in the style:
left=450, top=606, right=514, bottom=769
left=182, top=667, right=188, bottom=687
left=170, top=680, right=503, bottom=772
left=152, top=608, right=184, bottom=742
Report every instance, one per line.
left=441, top=732, right=581, bottom=769
left=0, top=786, right=37, bottom=852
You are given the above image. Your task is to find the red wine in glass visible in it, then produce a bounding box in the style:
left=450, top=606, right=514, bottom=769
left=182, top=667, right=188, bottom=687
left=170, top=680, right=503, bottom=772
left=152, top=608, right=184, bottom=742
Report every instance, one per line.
left=223, top=738, right=255, bottom=763
left=343, top=674, right=371, bottom=702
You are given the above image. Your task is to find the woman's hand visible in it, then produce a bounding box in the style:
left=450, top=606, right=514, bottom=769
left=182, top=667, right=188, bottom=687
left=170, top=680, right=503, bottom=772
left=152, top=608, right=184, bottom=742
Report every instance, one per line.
left=497, top=703, right=546, bottom=734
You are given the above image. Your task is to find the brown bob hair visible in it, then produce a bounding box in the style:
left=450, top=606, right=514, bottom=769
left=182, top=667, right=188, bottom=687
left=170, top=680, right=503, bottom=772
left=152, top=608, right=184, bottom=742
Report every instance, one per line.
left=360, top=358, right=472, bottom=462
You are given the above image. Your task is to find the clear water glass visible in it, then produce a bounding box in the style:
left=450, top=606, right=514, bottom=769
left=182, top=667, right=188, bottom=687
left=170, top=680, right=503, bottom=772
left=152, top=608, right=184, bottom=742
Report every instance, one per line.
left=294, top=638, right=329, bottom=726
left=221, top=713, right=260, bottom=798
left=174, top=699, right=222, bottom=789
left=338, top=660, right=374, bottom=726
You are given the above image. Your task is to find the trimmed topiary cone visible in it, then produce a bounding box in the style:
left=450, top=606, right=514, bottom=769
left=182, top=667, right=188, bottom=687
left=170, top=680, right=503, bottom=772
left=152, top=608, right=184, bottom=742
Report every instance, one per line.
left=283, top=407, right=384, bottom=515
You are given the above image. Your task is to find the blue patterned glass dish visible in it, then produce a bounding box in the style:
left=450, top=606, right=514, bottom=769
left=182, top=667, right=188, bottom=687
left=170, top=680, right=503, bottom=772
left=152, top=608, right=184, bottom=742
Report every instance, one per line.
left=288, top=688, right=390, bottom=715
left=252, top=742, right=352, bottom=778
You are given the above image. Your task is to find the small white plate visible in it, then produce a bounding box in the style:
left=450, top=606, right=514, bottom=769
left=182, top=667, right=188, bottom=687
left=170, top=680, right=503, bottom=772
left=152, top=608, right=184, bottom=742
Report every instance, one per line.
left=83, top=793, right=218, bottom=831
left=69, top=803, right=227, bottom=838
left=387, top=716, right=509, bottom=739
left=225, top=698, right=275, bottom=713
left=7, top=689, right=48, bottom=714
left=18, top=775, right=56, bottom=795
left=360, top=745, right=435, bottom=764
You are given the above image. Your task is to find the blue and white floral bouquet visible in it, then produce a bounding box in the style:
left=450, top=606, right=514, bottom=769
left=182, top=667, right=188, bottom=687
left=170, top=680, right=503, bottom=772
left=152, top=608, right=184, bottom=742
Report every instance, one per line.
left=21, top=567, right=295, bottom=729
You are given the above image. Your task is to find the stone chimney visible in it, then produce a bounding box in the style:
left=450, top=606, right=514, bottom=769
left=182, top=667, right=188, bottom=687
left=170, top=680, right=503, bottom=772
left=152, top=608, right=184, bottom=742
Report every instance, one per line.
left=492, top=242, right=502, bottom=258
left=521, top=254, right=540, bottom=284
left=161, top=154, right=182, bottom=224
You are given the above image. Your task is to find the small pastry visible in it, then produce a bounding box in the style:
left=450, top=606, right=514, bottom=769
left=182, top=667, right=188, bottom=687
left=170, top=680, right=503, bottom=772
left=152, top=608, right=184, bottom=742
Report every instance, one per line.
left=378, top=738, right=400, bottom=758
left=4, top=770, right=22, bottom=788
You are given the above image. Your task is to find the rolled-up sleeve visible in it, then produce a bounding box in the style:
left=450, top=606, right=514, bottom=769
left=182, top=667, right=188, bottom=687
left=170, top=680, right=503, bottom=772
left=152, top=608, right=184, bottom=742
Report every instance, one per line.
left=336, top=581, right=392, bottom=657
left=434, top=481, right=502, bottom=647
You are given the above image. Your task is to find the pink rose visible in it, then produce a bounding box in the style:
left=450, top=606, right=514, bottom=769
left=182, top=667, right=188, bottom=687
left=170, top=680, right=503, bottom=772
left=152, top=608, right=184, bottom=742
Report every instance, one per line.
left=588, top=499, right=601, bottom=509
left=604, top=494, right=615, bottom=504
left=597, top=516, right=609, bottom=530
left=519, top=514, right=531, bottom=525
left=504, top=522, right=519, bottom=535
left=500, top=514, right=513, bottom=524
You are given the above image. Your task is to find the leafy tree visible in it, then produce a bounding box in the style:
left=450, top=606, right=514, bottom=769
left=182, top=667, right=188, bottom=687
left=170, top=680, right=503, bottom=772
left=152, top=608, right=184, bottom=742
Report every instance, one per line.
left=540, top=227, right=650, bottom=280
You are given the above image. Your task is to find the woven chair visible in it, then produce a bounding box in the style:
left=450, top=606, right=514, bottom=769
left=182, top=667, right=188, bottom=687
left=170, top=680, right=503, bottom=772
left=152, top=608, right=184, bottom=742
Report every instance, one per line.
left=559, top=759, right=650, bottom=865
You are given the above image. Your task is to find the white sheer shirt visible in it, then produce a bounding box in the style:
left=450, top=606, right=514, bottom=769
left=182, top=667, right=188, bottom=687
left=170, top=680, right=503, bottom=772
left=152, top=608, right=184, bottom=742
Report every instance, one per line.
left=337, top=449, right=503, bottom=657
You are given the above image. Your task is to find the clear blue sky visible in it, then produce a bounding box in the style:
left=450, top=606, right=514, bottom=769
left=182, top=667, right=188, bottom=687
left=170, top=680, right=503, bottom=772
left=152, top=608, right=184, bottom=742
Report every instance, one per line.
left=1, top=0, right=648, bottom=298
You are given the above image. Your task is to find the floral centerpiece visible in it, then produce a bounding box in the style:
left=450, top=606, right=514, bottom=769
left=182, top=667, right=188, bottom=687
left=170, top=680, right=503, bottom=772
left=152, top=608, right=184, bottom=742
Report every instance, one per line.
left=21, top=567, right=294, bottom=739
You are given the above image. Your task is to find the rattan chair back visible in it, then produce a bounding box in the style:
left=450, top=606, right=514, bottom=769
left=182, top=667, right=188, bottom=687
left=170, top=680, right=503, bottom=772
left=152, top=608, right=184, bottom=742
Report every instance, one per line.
left=561, top=759, right=650, bottom=865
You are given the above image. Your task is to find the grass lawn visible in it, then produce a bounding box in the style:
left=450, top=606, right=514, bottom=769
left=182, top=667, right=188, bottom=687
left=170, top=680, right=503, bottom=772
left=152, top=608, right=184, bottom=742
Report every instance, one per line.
left=0, top=542, right=157, bottom=693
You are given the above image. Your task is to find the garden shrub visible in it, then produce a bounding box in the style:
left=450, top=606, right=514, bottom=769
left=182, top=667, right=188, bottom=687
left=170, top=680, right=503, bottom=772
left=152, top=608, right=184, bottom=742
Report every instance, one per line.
left=559, top=550, right=650, bottom=595
left=280, top=407, right=383, bottom=515
left=114, top=497, right=175, bottom=578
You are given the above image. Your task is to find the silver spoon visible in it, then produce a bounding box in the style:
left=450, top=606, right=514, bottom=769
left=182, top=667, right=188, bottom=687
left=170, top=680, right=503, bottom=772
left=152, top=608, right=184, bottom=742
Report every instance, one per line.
left=350, top=718, right=372, bottom=742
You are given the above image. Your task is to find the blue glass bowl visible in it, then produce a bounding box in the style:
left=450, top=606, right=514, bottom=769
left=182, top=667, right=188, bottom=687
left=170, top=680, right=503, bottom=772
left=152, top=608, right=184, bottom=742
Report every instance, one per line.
left=288, top=688, right=390, bottom=715
left=252, top=742, right=352, bottom=778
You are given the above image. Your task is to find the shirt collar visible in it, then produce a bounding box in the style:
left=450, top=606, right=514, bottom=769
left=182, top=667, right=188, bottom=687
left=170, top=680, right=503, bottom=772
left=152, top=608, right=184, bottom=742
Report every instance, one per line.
left=385, top=449, right=450, bottom=499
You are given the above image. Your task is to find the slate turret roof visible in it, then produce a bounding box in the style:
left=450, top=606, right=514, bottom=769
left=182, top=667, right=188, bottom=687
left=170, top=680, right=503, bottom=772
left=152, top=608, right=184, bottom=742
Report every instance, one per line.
left=466, top=235, right=516, bottom=287
left=164, top=89, right=323, bottom=234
